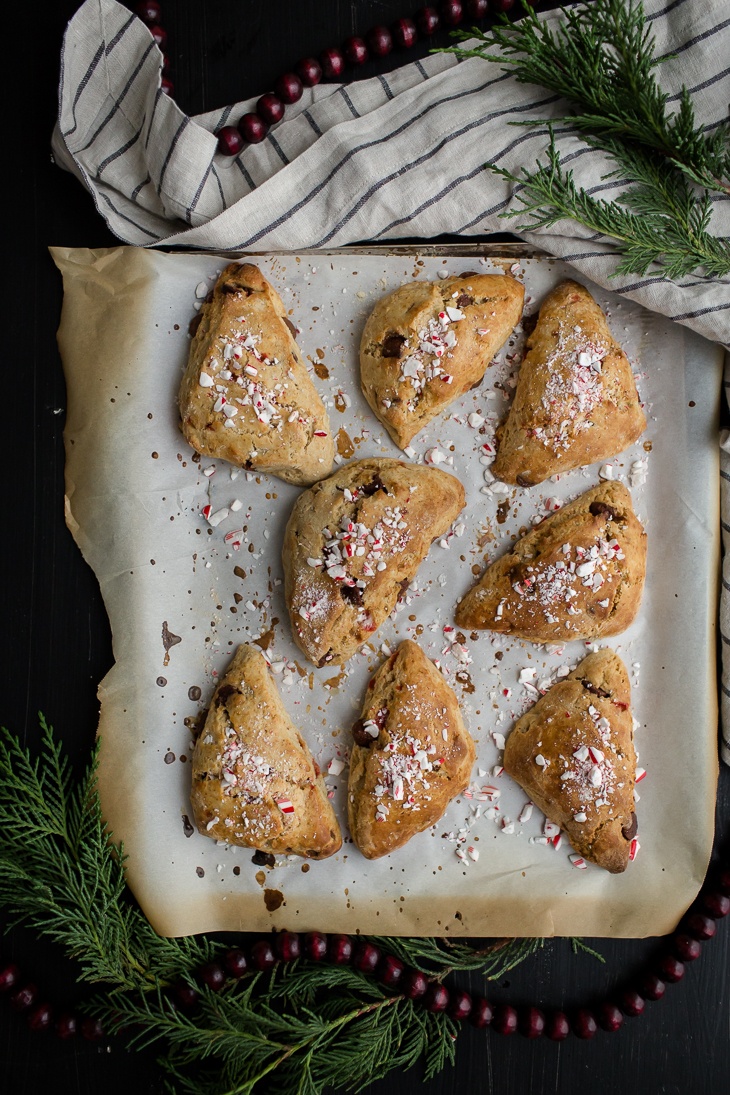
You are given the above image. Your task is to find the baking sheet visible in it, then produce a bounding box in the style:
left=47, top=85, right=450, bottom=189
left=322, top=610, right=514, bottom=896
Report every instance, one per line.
left=51, top=243, right=721, bottom=938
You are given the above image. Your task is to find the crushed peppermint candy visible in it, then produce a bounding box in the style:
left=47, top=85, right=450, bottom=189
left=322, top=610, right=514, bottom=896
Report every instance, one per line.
left=530, top=330, right=608, bottom=451
left=500, top=534, right=626, bottom=629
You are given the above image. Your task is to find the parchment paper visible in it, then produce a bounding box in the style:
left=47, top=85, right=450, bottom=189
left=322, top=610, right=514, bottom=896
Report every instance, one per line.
left=51, top=244, right=721, bottom=939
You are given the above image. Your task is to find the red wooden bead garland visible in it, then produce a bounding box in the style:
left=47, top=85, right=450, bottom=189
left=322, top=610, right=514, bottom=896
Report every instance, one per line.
left=129, top=0, right=509, bottom=154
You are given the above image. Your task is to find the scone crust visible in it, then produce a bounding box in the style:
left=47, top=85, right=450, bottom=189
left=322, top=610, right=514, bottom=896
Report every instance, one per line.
left=179, top=263, right=334, bottom=485
left=503, top=648, right=637, bottom=873
left=455, top=481, right=647, bottom=642
left=347, top=640, right=476, bottom=859
left=360, top=273, right=524, bottom=448
left=493, top=280, right=646, bottom=486
left=283, top=458, right=465, bottom=666
left=190, top=644, right=342, bottom=858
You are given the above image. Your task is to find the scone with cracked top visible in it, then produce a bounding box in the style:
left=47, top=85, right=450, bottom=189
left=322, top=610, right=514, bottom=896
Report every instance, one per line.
left=493, top=280, right=646, bottom=486
left=455, top=481, right=647, bottom=643
left=360, top=272, right=524, bottom=448
left=179, top=263, right=334, bottom=485
left=504, top=648, right=638, bottom=873
left=190, top=644, right=342, bottom=858
left=347, top=639, right=476, bottom=859
left=283, top=458, right=465, bottom=667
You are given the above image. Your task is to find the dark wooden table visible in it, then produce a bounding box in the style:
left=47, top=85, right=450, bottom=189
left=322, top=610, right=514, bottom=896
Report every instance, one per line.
left=4, top=1, right=729, bottom=1091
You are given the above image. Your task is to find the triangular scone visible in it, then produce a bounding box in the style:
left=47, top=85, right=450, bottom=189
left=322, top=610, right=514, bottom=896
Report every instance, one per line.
left=455, top=481, right=646, bottom=642
left=504, top=649, right=637, bottom=873
left=347, top=640, right=476, bottom=859
left=190, top=644, right=342, bottom=858
left=283, top=458, right=465, bottom=666
left=360, top=273, right=524, bottom=448
left=493, top=280, right=646, bottom=486
left=179, top=263, right=334, bottom=485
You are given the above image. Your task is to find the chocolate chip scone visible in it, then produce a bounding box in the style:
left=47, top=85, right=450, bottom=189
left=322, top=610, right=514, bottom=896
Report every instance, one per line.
left=190, top=644, right=342, bottom=858
left=493, top=280, right=646, bottom=486
left=455, top=481, right=646, bottom=642
left=360, top=272, right=524, bottom=448
left=504, top=648, right=638, bottom=873
left=179, top=263, right=334, bottom=485
left=283, top=457, right=465, bottom=666
left=347, top=640, right=476, bottom=859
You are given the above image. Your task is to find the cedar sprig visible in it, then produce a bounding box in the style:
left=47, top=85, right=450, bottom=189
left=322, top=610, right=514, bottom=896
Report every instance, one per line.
left=440, top=0, right=730, bottom=278
left=490, top=128, right=730, bottom=278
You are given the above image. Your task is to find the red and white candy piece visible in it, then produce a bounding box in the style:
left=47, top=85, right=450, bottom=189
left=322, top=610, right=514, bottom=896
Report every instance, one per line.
left=276, top=797, right=295, bottom=815
left=569, top=854, right=588, bottom=870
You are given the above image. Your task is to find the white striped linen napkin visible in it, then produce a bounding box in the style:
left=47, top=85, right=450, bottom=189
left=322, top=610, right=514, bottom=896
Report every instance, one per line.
left=52, top=0, right=730, bottom=759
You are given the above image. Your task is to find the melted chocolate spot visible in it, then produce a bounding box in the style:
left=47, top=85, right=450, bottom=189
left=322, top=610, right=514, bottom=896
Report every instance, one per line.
left=182, top=815, right=195, bottom=838
left=283, top=317, right=298, bottom=337
left=264, top=888, right=284, bottom=911
left=516, top=474, right=534, bottom=488
left=188, top=313, right=203, bottom=338
left=252, top=851, right=276, bottom=868
left=188, top=685, right=202, bottom=701
left=456, top=293, right=473, bottom=309
left=381, top=332, right=407, bottom=358
left=621, top=812, right=638, bottom=841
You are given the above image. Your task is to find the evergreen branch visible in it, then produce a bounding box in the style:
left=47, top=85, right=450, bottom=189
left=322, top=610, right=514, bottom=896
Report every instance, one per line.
left=438, top=0, right=730, bottom=280
left=490, top=128, right=730, bottom=279
left=0, top=718, right=598, bottom=1094
left=445, top=0, right=730, bottom=193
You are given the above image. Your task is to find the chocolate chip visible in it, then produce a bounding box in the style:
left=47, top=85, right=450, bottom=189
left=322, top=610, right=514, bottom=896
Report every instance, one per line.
left=621, top=812, right=638, bottom=840
left=381, top=333, right=407, bottom=358
left=456, top=293, right=473, bottom=308
left=340, top=584, right=364, bottom=607
left=522, top=312, right=538, bottom=338
left=182, top=814, right=195, bottom=838
left=516, top=474, right=534, bottom=488
left=252, top=851, right=276, bottom=868
left=283, top=317, right=298, bottom=337
left=589, top=501, right=619, bottom=520
left=579, top=678, right=610, bottom=698
left=221, top=280, right=251, bottom=295
left=188, top=313, right=203, bottom=338
left=361, top=476, right=387, bottom=496
left=352, top=718, right=377, bottom=747
left=215, top=684, right=237, bottom=706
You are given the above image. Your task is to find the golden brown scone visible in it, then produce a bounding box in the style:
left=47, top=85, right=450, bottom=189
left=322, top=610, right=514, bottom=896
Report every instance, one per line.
left=504, top=648, right=637, bottom=873
left=455, top=481, right=646, bottom=642
left=179, top=263, right=334, bottom=485
left=190, top=644, right=342, bottom=858
left=360, top=273, right=524, bottom=448
left=283, top=458, right=465, bottom=666
left=347, top=640, right=476, bottom=859
left=493, top=280, right=645, bottom=486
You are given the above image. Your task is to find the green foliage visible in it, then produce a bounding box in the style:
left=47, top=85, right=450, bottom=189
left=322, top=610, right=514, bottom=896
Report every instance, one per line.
left=0, top=718, right=593, bottom=1094
left=441, top=0, right=730, bottom=278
